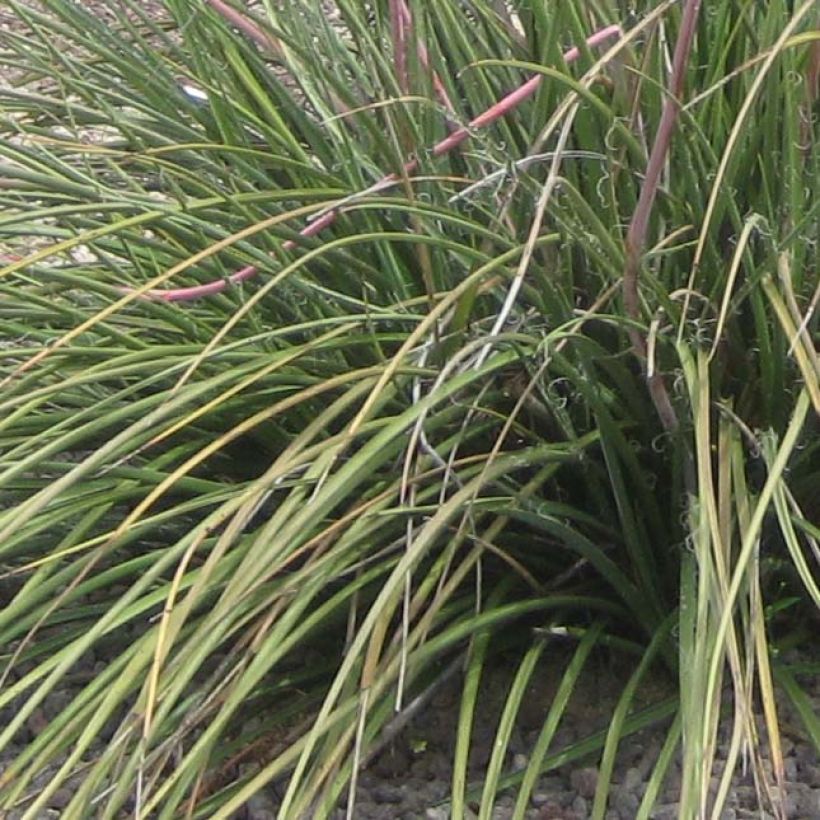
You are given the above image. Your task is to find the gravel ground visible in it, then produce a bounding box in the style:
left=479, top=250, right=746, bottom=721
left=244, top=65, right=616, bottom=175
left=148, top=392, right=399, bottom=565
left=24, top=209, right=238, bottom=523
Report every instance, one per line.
left=338, top=656, right=820, bottom=820
left=235, top=646, right=820, bottom=819
left=2, top=3, right=819, bottom=819
left=2, top=638, right=818, bottom=819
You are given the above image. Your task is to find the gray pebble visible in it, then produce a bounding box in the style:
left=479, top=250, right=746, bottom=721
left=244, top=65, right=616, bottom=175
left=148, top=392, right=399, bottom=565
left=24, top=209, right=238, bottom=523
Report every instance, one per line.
left=422, top=780, right=449, bottom=802
left=649, top=803, right=680, bottom=819
left=664, top=762, right=682, bottom=797
left=611, top=786, right=639, bottom=818
left=372, top=783, right=404, bottom=804
left=534, top=799, right=565, bottom=817
left=621, top=740, right=644, bottom=766
left=245, top=790, right=277, bottom=820
left=636, top=740, right=663, bottom=778
left=804, top=763, right=820, bottom=788
left=557, top=790, right=577, bottom=807
left=783, top=756, right=798, bottom=781
left=245, top=809, right=276, bottom=820
left=48, top=787, right=73, bottom=809
left=512, top=752, right=528, bottom=772
left=768, top=785, right=798, bottom=817
left=794, top=786, right=820, bottom=817
left=491, top=805, right=512, bottom=819
left=570, top=765, right=598, bottom=799
left=622, top=766, right=643, bottom=792
left=539, top=775, right=564, bottom=792
left=553, top=727, right=576, bottom=747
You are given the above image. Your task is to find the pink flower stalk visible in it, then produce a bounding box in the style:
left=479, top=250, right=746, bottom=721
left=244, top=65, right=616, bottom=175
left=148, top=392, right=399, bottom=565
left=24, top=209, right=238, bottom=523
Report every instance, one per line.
left=135, top=24, right=622, bottom=302
left=393, top=0, right=457, bottom=115
left=391, top=0, right=409, bottom=95
left=204, top=0, right=284, bottom=59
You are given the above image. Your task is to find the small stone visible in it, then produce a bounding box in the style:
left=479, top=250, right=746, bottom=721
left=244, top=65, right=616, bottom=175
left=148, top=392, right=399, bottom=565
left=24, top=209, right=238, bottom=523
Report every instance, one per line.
left=635, top=740, right=662, bottom=778
left=620, top=741, right=643, bottom=766
left=783, top=756, right=797, bottom=781
left=410, top=757, right=432, bottom=779
left=358, top=771, right=377, bottom=788
left=569, top=766, right=598, bottom=799
left=43, top=690, right=75, bottom=722
left=468, top=742, right=491, bottom=769
left=611, top=787, right=639, bottom=818
left=571, top=795, right=588, bottom=817
left=242, top=716, right=264, bottom=735
left=370, top=746, right=411, bottom=778
left=422, top=779, right=449, bottom=802
left=425, top=808, right=448, bottom=820
left=664, top=763, right=682, bottom=798
left=793, top=786, right=820, bottom=818
left=48, top=788, right=73, bottom=809
left=539, top=776, right=563, bottom=792
left=534, top=800, right=564, bottom=818
left=373, top=783, right=403, bottom=804
left=782, top=793, right=798, bottom=818
left=27, top=708, right=50, bottom=736
left=622, top=766, right=643, bottom=793
left=803, top=763, right=820, bottom=788
left=512, top=752, right=528, bottom=771
left=531, top=792, right=550, bottom=807
left=492, top=801, right=513, bottom=819
left=245, top=809, right=276, bottom=820
left=553, top=727, right=576, bottom=747
left=245, top=790, right=277, bottom=819
left=649, top=804, right=680, bottom=820
left=733, top=784, right=757, bottom=803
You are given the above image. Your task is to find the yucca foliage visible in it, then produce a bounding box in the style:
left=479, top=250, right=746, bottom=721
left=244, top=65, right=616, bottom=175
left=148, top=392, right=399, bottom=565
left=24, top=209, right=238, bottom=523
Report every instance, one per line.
left=1, top=1, right=818, bottom=818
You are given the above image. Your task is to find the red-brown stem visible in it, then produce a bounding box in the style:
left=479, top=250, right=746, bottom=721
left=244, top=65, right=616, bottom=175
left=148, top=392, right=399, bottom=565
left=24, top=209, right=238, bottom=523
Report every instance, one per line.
left=391, top=0, right=410, bottom=95
left=623, top=1, right=702, bottom=432
left=396, top=0, right=457, bottom=115
left=134, top=24, right=622, bottom=302
left=801, top=38, right=820, bottom=158
left=203, top=0, right=285, bottom=60
left=203, top=0, right=350, bottom=116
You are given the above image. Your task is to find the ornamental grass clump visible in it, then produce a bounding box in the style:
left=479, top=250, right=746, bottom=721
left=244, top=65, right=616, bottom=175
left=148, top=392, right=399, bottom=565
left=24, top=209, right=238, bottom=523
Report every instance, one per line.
left=0, top=1, right=817, bottom=818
